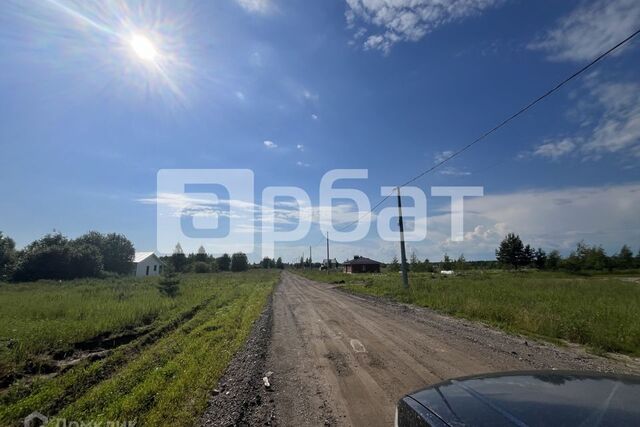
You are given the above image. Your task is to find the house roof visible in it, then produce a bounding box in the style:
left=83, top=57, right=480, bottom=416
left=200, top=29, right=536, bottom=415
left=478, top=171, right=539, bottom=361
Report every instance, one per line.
left=134, top=252, right=157, bottom=263
left=343, top=256, right=382, bottom=265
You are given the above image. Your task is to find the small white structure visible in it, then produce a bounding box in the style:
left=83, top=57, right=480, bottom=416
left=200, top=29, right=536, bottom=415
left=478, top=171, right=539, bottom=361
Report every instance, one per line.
left=133, top=252, right=164, bottom=277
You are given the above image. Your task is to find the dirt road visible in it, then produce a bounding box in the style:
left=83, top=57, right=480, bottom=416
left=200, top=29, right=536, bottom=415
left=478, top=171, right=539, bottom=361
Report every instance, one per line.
left=265, top=272, right=639, bottom=427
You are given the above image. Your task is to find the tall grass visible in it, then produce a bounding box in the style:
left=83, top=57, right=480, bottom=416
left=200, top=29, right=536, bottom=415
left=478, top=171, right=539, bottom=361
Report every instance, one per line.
left=0, top=271, right=278, bottom=426
left=299, top=270, right=640, bottom=356
left=0, top=276, right=212, bottom=377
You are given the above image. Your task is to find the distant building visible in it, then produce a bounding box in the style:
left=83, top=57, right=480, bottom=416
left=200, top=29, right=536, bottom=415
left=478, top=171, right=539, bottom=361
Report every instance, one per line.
left=343, top=256, right=382, bottom=274
left=133, top=252, right=164, bottom=277
left=321, top=258, right=339, bottom=270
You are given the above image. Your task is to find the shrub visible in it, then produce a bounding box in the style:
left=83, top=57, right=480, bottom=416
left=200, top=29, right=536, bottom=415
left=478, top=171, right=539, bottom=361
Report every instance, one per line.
left=157, top=272, right=180, bottom=298
left=193, top=262, right=211, bottom=274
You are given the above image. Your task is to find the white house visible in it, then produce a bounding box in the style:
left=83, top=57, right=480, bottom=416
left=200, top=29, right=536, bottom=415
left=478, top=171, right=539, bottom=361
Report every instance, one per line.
left=133, top=252, right=164, bottom=277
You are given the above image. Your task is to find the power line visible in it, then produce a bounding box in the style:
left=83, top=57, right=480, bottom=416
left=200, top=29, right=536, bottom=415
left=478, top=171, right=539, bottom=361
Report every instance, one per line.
left=320, top=26, right=640, bottom=240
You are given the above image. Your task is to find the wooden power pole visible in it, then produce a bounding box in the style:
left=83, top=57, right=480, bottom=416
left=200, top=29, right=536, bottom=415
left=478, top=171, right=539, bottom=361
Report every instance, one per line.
left=326, top=232, right=330, bottom=274
left=397, top=187, right=409, bottom=289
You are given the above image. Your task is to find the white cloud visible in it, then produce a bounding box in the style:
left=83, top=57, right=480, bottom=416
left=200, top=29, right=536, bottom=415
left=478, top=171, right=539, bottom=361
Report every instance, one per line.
left=296, top=144, right=304, bottom=151
left=533, top=138, right=577, bottom=160
left=296, top=161, right=310, bottom=167
left=302, top=89, right=319, bottom=102
left=263, top=140, right=278, bottom=149
left=311, top=114, right=318, bottom=120
left=528, top=0, right=640, bottom=62
left=235, top=0, right=272, bottom=14
left=438, top=166, right=471, bottom=176
left=430, top=183, right=640, bottom=259
left=433, top=150, right=454, bottom=163
left=235, top=91, right=245, bottom=101
left=582, top=81, right=640, bottom=157
left=532, top=79, right=640, bottom=161
left=345, top=0, right=505, bottom=53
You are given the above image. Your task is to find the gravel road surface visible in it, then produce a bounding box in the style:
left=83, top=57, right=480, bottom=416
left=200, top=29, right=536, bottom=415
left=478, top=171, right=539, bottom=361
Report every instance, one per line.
left=263, top=271, right=640, bottom=427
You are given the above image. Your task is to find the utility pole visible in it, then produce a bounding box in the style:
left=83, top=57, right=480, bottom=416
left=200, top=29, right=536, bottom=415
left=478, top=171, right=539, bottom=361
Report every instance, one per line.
left=397, top=187, right=409, bottom=289
left=326, top=232, right=330, bottom=274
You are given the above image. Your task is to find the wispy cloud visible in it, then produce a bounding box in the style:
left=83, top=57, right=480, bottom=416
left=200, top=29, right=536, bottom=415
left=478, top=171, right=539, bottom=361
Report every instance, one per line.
left=311, top=114, right=318, bottom=120
left=263, top=140, right=278, bottom=149
left=234, top=0, right=272, bottom=14
left=533, top=138, right=577, bottom=160
left=530, top=78, right=640, bottom=161
left=434, top=150, right=454, bottom=163
left=345, top=0, right=505, bottom=53
left=296, top=161, right=310, bottom=167
left=438, top=166, right=471, bottom=176
left=296, top=144, right=304, bottom=151
left=528, top=0, right=640, bottom=62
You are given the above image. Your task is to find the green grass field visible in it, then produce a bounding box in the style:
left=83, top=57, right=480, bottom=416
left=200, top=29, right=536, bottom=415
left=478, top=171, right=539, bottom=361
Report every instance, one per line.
left=298, top=269, right=640, bottom=356
left=0, top=271, right=278, bottom=426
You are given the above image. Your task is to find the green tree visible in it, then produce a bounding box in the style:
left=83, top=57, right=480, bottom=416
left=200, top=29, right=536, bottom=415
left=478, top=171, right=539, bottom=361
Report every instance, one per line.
left=615, top=245, right=634, bottom=269
left=0, top=232, right=16, bottom=281
left=196, top=245, right=208, bottom=263
left=171, top=243, right=188, bottom=272
left=276, top=257, right=284, bottom=269
left=534, top=248, right=547, bottom=269
left=75, top=231, right=134, bottom=274
left=260, top=257, right=273, bottom=269
left=454, top=254, right=466, bottom=271
left=231, top=252, right=249, bottom=272
left=521, top=244, right=535, bottom=267
left=546, top=250, right=561, bottom=270
left=495, top=233, right=525, bottom=269
left=563, top=242, right=610, bottom=271
left=388, top=256, right=400, bottom=272
left=410, top=251, right=425, bottom=272
left=217, top=253, right=231, bottom=271
left=442, top=253, right=452, bottom=270
left=157, top=271, right=180, bottom=298
left=13, top=233, right=103, bottom=281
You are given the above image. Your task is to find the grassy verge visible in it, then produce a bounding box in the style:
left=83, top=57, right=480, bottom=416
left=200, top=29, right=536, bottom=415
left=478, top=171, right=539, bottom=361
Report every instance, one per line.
left=0, top=271, right=278, bottom=426
left=297, top=269, right=640, bottom=356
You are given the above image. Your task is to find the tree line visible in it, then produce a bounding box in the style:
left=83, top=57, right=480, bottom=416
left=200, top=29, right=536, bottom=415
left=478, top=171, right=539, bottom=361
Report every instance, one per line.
left=161, top=243, right=252, bottom=274
left=0, top=231, right=134, bottom=282
left=496, top=233, right=639, bottom=271
left=385, top=233, right=639, bottom=273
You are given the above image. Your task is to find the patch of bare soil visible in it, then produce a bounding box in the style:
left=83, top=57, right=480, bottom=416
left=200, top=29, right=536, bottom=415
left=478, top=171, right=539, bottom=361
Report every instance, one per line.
left=201, top=295, right=276, bottom=426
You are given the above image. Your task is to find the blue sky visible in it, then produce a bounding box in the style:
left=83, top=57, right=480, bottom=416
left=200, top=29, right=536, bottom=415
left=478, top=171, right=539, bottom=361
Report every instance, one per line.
left=0, top=0, right=639, bottom=262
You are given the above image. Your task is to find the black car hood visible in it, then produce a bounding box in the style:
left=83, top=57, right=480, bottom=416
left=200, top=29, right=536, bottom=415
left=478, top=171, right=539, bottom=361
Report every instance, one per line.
left=405, top=371, right=640, bottom=426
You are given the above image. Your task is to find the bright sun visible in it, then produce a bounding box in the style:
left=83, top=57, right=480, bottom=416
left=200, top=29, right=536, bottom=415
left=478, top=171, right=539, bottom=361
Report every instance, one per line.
left=130, top=34, right=158, bottom=61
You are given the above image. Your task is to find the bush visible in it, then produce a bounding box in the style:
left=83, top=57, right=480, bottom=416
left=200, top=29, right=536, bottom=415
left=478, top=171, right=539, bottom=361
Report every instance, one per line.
left=193, top=261, right=211, bottom=274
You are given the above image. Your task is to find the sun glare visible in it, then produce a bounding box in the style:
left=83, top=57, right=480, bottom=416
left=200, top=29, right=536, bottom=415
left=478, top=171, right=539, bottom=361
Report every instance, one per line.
left=130, top=34, right=158, bottom=61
